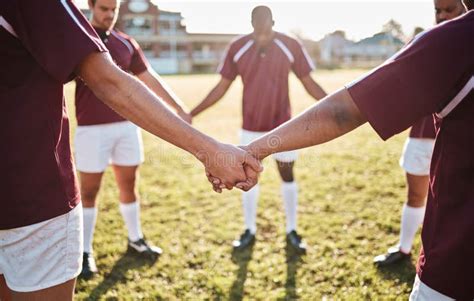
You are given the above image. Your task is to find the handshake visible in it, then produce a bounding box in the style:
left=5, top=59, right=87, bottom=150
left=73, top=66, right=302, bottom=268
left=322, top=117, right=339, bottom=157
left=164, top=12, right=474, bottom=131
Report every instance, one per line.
left=197, top=141, right=268, bottom=194
left=174, top=107, right=267, bottom=192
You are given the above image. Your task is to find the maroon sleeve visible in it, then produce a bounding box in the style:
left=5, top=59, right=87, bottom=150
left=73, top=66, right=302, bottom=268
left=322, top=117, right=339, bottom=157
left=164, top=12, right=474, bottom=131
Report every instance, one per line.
left=291, top=40, right=314, bottom=78
left=128, top=37, right=149, bottom=75
left=346, top=20, right=473, bottom=140
left=9, top=0, right=107, bottom=83
left=218, top=44, right=238, bottom=81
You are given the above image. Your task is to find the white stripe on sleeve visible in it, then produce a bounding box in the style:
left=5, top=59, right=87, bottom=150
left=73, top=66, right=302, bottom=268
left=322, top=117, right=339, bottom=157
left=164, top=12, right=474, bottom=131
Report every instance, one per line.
left=111, top=31, right=134, bottom=55
left=60, top=0, right=96, bottom=40
left=0, top=16, right=18, bottom=38
left=274, top=39, right=294, bottom=64
left=233, top=40, right=254, bottom=63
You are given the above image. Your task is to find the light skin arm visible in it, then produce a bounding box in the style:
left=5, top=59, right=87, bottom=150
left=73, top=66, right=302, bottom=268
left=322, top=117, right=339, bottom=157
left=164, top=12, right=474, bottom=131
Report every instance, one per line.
left=77, top=52, right=262, bottom=189
left=190, top=77, right=233, bottom=117
left=299, top=74, right=327, bottom=101
left=137, top=69, right=192, bottom=123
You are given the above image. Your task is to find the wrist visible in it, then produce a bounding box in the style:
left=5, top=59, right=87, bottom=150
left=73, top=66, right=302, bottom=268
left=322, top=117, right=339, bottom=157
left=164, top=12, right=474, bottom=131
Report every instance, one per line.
left=247, top=141, right=270, bottom=161
left=192, top=136, right=219, bottom=165
left=190, top=109, right=199, bottom=118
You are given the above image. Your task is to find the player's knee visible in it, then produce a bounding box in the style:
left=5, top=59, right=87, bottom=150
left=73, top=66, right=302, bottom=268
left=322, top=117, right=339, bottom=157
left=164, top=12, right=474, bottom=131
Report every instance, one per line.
left=280, top=173, right=294, bottom=182
left=407, top=190, right=427, bottom=206
left=81, top=185, right=100, bottom=203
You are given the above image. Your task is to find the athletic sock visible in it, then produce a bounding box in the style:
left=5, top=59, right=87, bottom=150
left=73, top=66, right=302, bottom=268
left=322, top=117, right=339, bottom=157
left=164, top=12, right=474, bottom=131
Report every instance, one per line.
left=242, top=184, right=259, bottom=234
left=119, top=201, right=144, bottom=242
left=83, top=207, right=98, bottom=254
left=281, top=181, right=298, bottom=234
left=399, top=203, right=426, bottom=253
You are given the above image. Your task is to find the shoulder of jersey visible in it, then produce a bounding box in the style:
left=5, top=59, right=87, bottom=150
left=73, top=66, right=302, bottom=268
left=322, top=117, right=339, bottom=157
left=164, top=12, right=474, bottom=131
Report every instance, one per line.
left=274, top=31, right=300, bottom=47
left=229, top=34, right=254, bottom=49
left=112, top=29, right=133, bottom=41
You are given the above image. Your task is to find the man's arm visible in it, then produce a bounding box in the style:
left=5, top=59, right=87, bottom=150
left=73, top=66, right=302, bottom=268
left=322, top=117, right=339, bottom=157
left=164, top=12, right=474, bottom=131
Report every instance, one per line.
left=299, top=75, right=327, bottom=101
left=77, top=52, right=261, bottom=189
left=137, top=69, right=192, bottom=123
left=208, top=88, right=365, bottom=192
left=190, top=77, right=233, bottom=118
left=247, top=88, right=366, bottom=160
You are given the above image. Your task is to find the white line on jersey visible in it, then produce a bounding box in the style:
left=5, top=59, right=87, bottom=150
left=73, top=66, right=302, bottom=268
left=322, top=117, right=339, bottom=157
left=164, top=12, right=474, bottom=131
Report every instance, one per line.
left=274, top=39, right=294, bottom=64
left=436, top=76, right=474, bottom=118
left=0, top=16, right=18, bottom=38
left=111, top=31, right=134, bottom=55
left=60, top=0, right=94, bottom=41
left=233, top=40, right=254, bottom=63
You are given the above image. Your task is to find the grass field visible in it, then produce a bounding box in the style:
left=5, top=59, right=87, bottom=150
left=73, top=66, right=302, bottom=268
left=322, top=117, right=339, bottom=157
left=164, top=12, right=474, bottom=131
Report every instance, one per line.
left=66, top=70, right=419, bottom=300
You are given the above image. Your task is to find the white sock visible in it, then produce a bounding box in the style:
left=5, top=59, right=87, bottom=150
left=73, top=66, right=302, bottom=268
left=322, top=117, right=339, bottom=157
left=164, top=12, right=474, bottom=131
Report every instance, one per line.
left=282, top=181, right=298, bottom=234
left=83, top=207, right=98, bottom=254
left=399, top=203, right=425, bottom=253
left=242, top=184, right=259, bottom=234
left=119, top=201, right=143, bottom=242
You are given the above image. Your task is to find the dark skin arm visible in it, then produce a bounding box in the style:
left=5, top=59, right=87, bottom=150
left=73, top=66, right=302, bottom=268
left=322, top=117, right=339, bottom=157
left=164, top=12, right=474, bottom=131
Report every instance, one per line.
left=190, top=77, right=233, bottom=117
left=299, top=74, right=327, bottom=101
left=209, top=88, right=366, bottom=192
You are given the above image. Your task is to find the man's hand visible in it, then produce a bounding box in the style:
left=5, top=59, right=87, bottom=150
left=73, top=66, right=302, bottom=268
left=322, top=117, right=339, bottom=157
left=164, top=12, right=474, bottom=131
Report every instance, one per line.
left=206, top=145, right=262, bottom=193
left=200, top=143, right=262, bottom=193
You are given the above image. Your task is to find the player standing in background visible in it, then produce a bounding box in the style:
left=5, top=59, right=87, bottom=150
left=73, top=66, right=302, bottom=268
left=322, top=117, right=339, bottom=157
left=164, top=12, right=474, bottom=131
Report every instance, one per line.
left=76, top=0, right=193, bottom=278
left=191, top=6, right=327, bottom=253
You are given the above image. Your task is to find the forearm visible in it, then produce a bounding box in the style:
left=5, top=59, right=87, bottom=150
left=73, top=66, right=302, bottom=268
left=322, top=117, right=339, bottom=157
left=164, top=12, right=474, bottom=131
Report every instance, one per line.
left=306, top=82, right=327, bottom=100
left=247, top=88, right=366, bottom=160
left=139, top=70, right=187, bottom=112
left=302, top=76, right=327, bottom=100
left=79, top=53, right=215, bottom=158
left=190, top=84, right=227, bottom=117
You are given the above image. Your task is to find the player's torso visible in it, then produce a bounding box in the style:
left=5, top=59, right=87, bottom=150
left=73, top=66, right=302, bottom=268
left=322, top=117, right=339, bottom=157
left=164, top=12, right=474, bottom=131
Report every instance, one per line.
left=235, top=38, right=293, bottom=86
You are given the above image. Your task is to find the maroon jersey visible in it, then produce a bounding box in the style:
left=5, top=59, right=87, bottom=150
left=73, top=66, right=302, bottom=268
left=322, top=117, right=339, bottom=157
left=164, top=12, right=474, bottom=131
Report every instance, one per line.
left=75, top=28, right=149, bottom=125
left=347, top=12, right=474, bottom=299
left=409, top=115, right=436, bottom=139
left=0, top=0, right=107, bottom=229
left=219, top=32, right=314, bottom=132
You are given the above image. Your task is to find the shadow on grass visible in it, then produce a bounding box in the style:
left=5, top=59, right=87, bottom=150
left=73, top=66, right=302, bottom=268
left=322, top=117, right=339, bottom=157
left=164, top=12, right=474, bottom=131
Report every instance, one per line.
left=229, top=244, right=255, bottom=301
left=79, top=251, right=159, bottom=301
left=375, top=258, right=416, bottom=287
left=279, top=244, right=304, bottom=301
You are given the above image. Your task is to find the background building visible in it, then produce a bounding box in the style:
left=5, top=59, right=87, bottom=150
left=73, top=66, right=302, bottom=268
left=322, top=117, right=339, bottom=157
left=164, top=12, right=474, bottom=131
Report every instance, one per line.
left=113, top=0, right=236, bottom=74
left=82, top=0, right=404, bottom=73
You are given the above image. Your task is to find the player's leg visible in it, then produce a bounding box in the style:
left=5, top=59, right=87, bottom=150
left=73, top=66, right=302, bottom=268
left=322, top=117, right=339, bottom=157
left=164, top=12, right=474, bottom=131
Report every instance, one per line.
left=232, top=130, right=261, bottom=250
left=275, top=154, right=306, bottom=254
left=78, top=172, right=104, bottom=278
left=74, top=124, right=112, bottom=277
left=0, top=205, right=82, bottom=301
left=112, top=122, right=161, bottom=258
left=374, top=138, right=434, bottom=266
left=10, top=279, right=76, bottom=301
left=0, top=275, right=12, bottom=301
left=400, top=173, right=429, bottom=251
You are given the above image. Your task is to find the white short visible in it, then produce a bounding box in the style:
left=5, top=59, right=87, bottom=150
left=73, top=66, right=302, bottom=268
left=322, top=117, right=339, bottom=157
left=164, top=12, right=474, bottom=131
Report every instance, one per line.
left=240, top=129, right=298, bottom=163
left=74, top=121, right=144, bottom=173
left=409, top=275, right=454, bottom=301
left=0, top=204, right=83, bottom=292
left=399, top=138, right=435, bottom=176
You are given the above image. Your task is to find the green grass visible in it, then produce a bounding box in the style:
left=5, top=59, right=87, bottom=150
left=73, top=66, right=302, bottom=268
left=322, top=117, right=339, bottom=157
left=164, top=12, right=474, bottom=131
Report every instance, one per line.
left=66, top=70, right=418, bottom=300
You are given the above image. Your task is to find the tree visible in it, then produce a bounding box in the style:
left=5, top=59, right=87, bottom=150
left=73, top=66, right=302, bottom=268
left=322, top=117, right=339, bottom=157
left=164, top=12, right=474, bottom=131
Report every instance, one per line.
left=412, top=26, right=425, bottom=38
left=382, top=19, right=405, bottom=41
